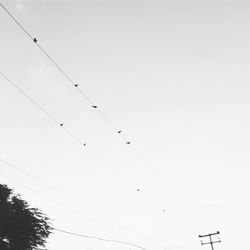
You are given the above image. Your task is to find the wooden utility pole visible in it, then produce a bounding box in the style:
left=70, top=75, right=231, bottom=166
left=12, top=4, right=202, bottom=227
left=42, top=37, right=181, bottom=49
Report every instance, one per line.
left=198, top=231, right=221, bottom=250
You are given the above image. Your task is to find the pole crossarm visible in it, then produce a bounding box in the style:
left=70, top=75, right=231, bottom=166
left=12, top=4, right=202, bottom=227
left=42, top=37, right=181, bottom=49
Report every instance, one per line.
left=198, top=231, right=221, bottom=250
left=201, top=240, right=221, bottom=245
left=199, top=231, right=220, bottom=238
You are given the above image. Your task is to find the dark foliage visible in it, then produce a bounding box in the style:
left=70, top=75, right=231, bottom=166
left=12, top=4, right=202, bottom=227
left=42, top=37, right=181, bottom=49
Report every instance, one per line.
left=0, top=184, right=52, bottom=250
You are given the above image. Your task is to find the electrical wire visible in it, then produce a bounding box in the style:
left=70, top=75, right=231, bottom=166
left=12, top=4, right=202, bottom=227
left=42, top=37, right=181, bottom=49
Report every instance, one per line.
left=0, top=157, right=165, bottom=249
left=129, top=144, right=198, bottom=213
left=0, top=171, right=122, bottom=238
left=0, top=67, right=174, bottom=250
left=0, top=0, right=200, bottom=223
left=0, top=2, right=197, bottom=213
left=0, top=71, right=168, bottom=213
left=0, top=71, right=139, bottom=192
left=0, top=4, right=205, bottom=248
left=53, top=228, right=147, bottom=250
left=0, top=2, right=95, bottom=106
left=0, top=171, right=156, bottom=250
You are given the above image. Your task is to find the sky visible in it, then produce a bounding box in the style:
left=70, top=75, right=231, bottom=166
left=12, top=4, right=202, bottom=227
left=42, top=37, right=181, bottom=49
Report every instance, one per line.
left=0, top=0, right=250, bottom=249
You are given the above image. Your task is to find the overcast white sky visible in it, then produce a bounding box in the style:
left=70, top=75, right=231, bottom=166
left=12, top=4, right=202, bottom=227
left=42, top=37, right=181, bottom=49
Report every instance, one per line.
left=0, top=0, right=250, bottom=250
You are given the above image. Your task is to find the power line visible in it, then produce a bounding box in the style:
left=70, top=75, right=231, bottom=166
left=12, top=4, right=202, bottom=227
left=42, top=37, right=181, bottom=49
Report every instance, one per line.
left=0, top=70, right=191, bottom=250
left=0, top=171, right=122, bottom=238
left=0, top=2, right=34, bottom=41
left=0, top=70, right=168, bottom=214
left=0, top=157, right=165, bottom=250
left=0, top=71, right=169, bottom=213
left=0, top=1, right=131, bottom=149
left=0, top=1, right=96, bottom=107
left=0, top=1, right=126, bottom=142
left=53, top=228, right=147, bottom=250
left=0, top=170, right=164, bottom=250
left=129, top=144, right=198, bottom=213
left=0, top=1, right=195, bottom=214
left=0, top=69, right=172, bottom=249
left=0, top=3, right=204, bottom=247
left=0, top=71, right=139, bottom=192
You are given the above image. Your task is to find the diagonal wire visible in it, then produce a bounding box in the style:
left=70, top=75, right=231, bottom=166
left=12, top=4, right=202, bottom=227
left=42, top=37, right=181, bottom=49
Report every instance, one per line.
left=0, top=170, right=151, bottom=250
left=0, top=1, right=132, bottom=138
left=129, top=144, right=199, bottom=213
left=53, top=228, right=147, bottom=250
left=0, top=157, right=166, bottom=249
left=0, top=171, right=122, bottom=238
left=0, top=1, right=196, bottom=215
left=0, top=2, right=95, bottom=106
left=0, top=71, right=139, bottom=191
left=1, top=71, right=167, bottom=213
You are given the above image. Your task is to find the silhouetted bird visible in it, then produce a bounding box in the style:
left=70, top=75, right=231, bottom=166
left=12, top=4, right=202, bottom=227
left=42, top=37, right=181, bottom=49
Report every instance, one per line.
left=83, top=143, right=87, bottom=146
left=126, top=141, right=131, bottom=144
left=137, top=188, right=140, bottom=192
left=74, top=84, right=78, bottom=87
left=33, top=38, right=37, bottom=43
left=92, top=105, right=98, bottom=109
left=118, top=130, right=122, bottom=133
left=60, top=123, right=64, bottom=126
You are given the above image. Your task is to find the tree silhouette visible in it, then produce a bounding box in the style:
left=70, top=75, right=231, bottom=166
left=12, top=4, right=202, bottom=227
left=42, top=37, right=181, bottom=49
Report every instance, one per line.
left=0, top=184, right=52, bottom=250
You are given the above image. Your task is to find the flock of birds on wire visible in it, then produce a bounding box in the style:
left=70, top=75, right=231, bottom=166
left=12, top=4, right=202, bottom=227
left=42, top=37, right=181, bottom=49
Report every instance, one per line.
left=0, top=2, right=199, bottom=249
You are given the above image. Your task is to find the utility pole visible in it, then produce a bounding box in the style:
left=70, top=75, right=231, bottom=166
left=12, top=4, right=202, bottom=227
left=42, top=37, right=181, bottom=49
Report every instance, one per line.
left=198, top=231, right=221, bottom=250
